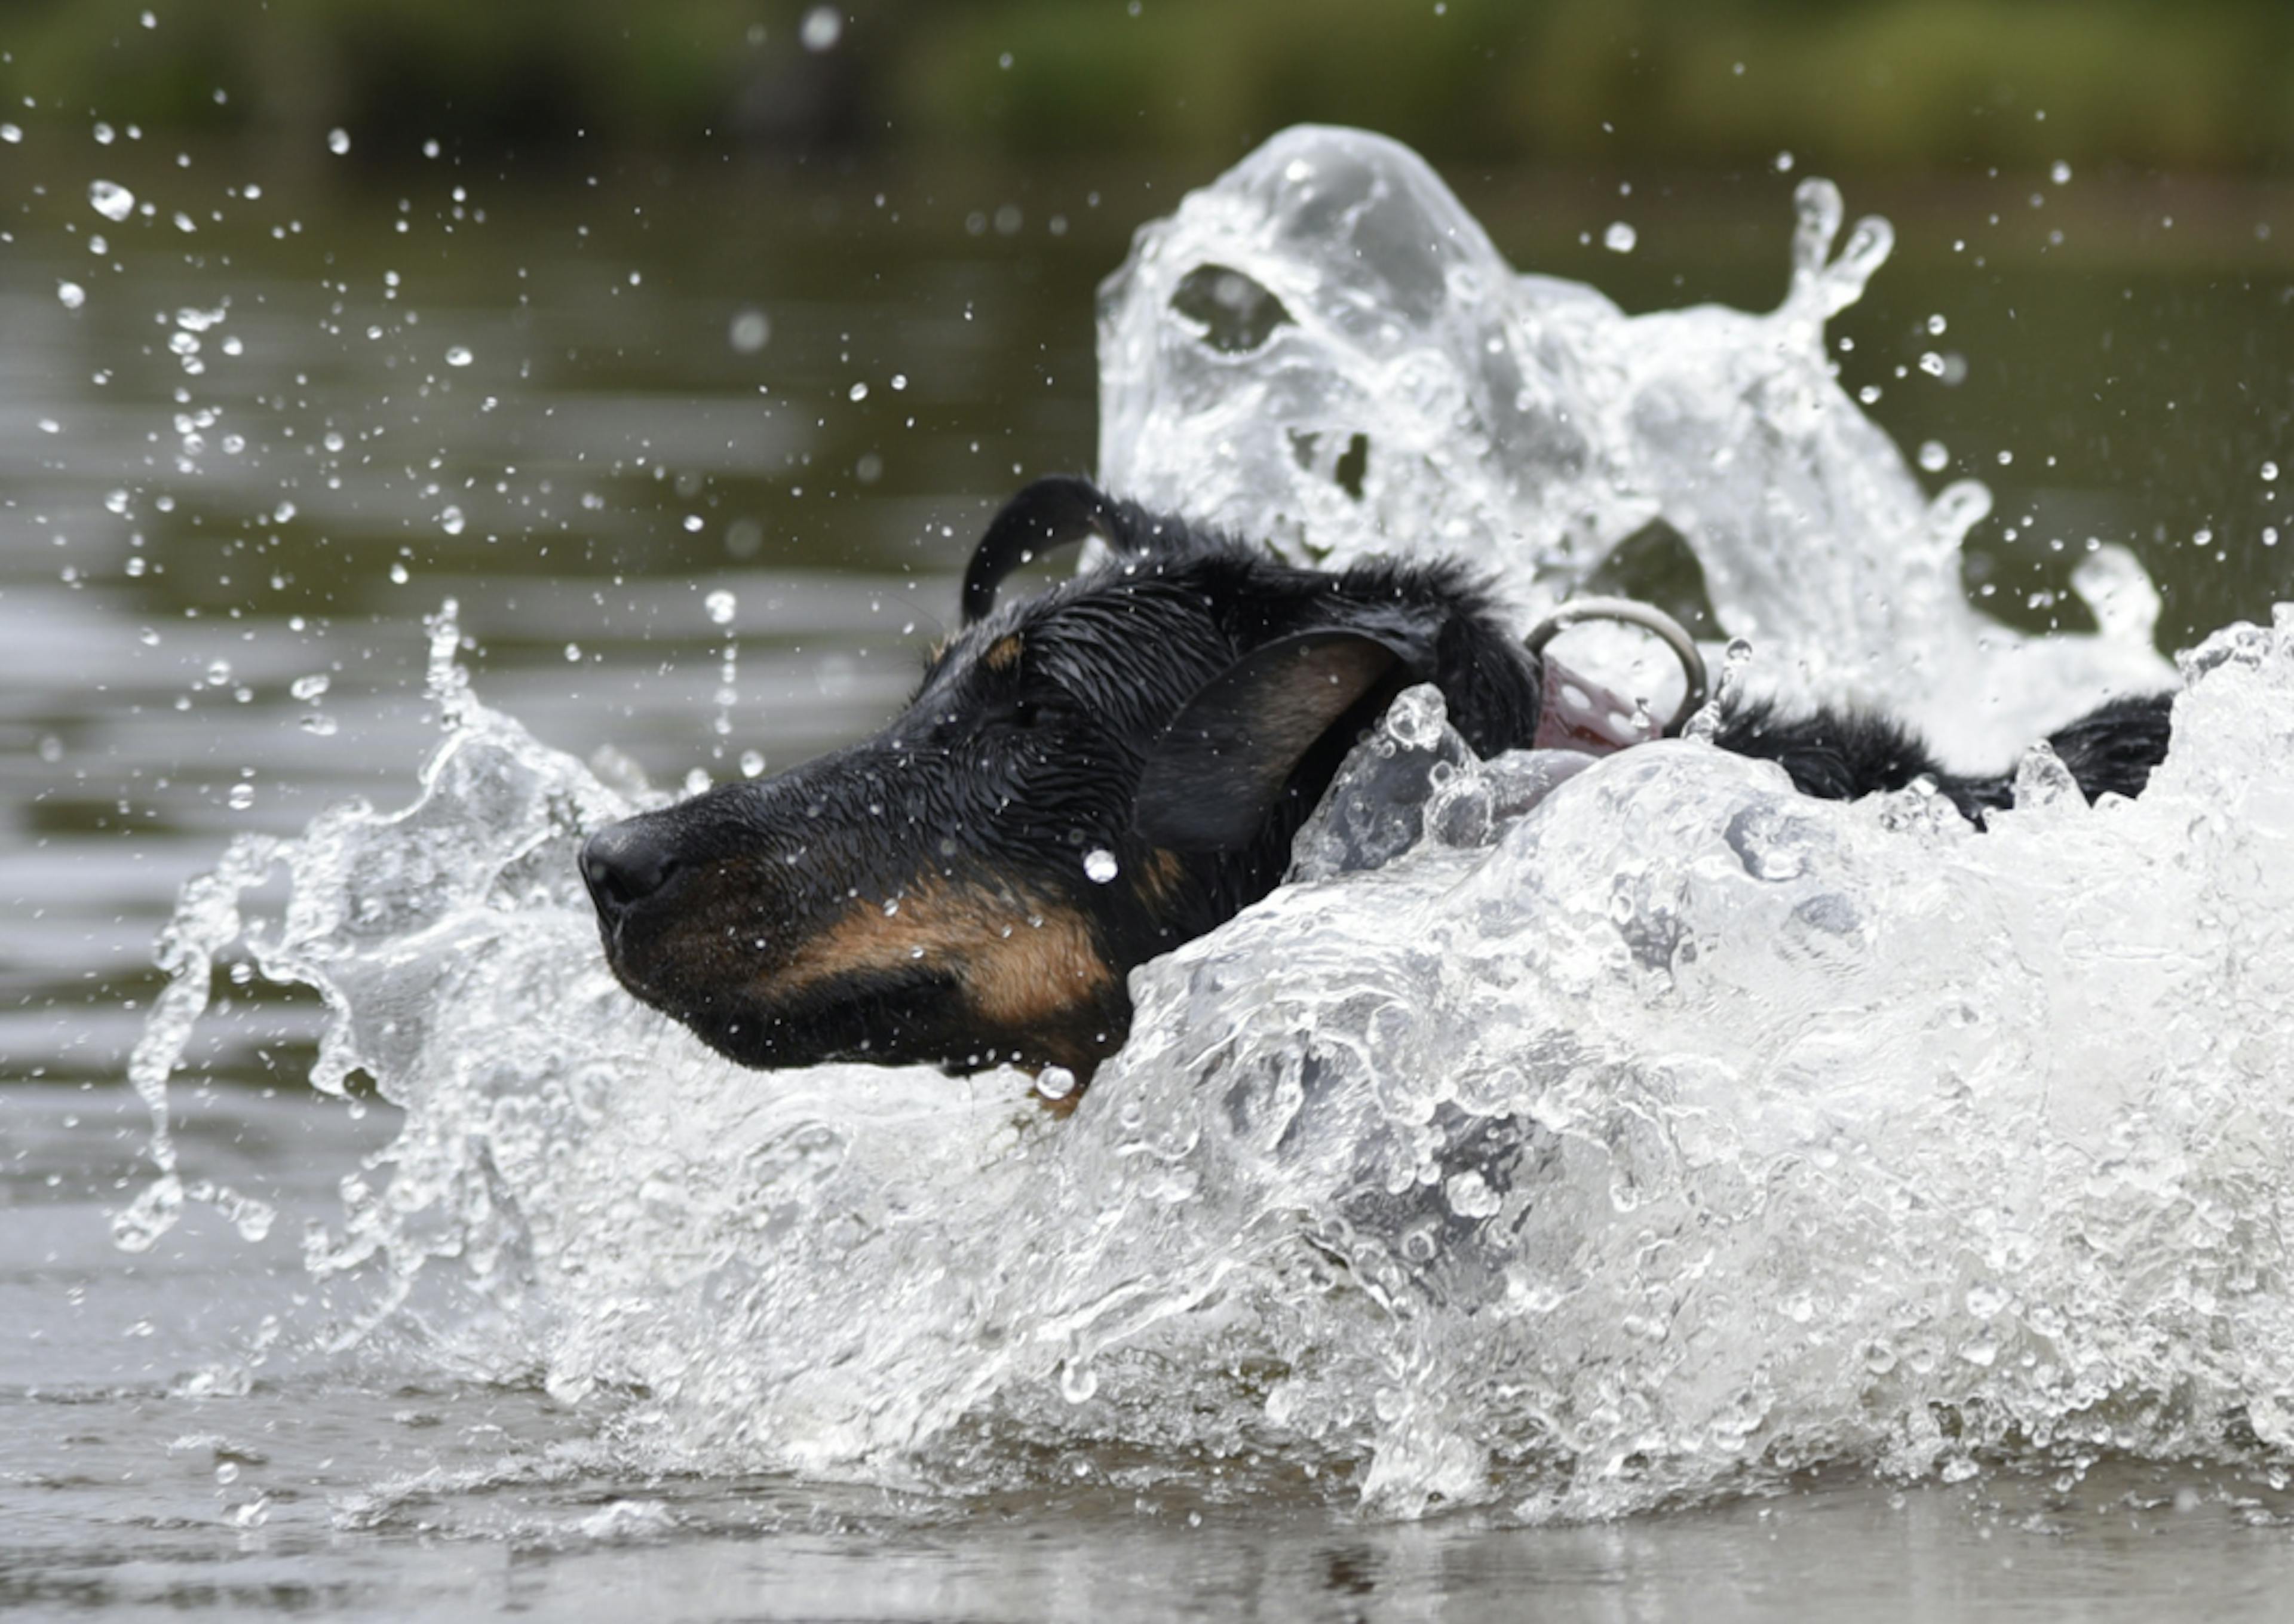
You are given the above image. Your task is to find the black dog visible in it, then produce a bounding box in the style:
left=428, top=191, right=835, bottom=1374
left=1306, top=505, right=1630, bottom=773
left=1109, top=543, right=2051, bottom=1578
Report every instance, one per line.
left=580, top=476, right=2173, bottom=1086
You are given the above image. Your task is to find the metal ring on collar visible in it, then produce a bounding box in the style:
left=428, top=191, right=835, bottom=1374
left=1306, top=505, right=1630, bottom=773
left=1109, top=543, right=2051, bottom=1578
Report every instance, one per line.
left=1522, top=596, right=1710, bottom=738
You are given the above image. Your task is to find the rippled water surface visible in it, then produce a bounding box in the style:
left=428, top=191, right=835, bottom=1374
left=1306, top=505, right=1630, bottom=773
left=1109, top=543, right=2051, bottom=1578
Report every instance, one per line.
left=8, top=129, right=2294, bottom=1619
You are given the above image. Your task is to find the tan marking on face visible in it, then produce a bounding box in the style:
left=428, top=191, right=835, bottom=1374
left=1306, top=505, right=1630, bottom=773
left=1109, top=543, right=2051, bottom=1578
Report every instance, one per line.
left=768, top=876, right=1113, bottom=1033
left=1136, top=846, right=1187, bottom=907
left=983, top=633, right=1025, bottom=673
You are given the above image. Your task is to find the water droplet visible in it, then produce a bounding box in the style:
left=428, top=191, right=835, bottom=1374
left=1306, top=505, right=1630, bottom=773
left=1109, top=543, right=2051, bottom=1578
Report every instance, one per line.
left=1059, top=1355, right=1098, bottom=1402
left=1445, top=1169, right=1500, bottom=1218
left=1083, top=848, right=1119, bottom=883
left=1384, top=685, right=1450, bottom=750
left=438, top=505, right=465, bottom=536
left=1918, top=440, right=1948, bottom=473
left=444, top=345, right=472, bottom=367
left=0, top=124, right=19, bottom=144
left=56, top=281, right=85, bottom=311
left=739, top=749, right=765, bottom=777
left=1602, top=221, right=1636, bottom=254
left=89, top=179, right=135, bottom=222
left=327, top=127, right=351, bottom=156
left=2050, top=159, right=2072, bottom=185
left=683, top=514, right=704, bottom=533
left=1926, top=313, right=1947, bottom=336
left=728, top=308, right=770, bottom=353
left=564, top=642, right=582, bottom=662
left=290, top=674, right=330, bottom=702
left=1683, top=638, right=1755, bottom=745
left=848, top=381, right=869, bottom=402
left=1036, top=1064, right=1077, bottom=1101
left=1918, top=351, right=1946, bottom=377
left=1773, top=150, right=1795, bottom=172
left=214, top=1462, right=240, bottom=1485
left=800, top=5, right=842, bottom=51
left=226, top=782, right=255, bottom=811
left=890, top=373, right=908, bottom=391
left=389, top=561, right=410, bottom=584
left=2264, top=461, right=2279, bottom=483
left=705, top=589, right=738, bottom=626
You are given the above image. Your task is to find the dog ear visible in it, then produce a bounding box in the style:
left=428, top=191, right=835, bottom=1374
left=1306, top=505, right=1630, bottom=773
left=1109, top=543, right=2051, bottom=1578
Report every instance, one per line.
left=1134, top=630, right=1412, bottom=851
left=963, top=476, right=1123, bottom=624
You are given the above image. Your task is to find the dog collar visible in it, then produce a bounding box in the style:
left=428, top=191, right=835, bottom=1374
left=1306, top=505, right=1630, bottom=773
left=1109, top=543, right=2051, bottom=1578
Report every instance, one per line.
left=1523, top=597, right=1709, bottom=755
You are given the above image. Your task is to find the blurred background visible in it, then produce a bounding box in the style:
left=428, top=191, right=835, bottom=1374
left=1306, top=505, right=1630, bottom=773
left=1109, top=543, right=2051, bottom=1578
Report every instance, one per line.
left=2, top=0, right=2290, bottom=1084
left=5, top=0, right=2292, bottom=173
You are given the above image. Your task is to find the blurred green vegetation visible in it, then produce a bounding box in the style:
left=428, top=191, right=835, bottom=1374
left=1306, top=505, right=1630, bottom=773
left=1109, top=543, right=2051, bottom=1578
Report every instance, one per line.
left=1, top=0, right=2288, bottom=171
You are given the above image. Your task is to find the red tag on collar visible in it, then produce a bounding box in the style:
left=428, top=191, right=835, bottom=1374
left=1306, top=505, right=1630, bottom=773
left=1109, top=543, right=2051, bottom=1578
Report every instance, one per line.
left=1534, top=653, right=1660, bottom=756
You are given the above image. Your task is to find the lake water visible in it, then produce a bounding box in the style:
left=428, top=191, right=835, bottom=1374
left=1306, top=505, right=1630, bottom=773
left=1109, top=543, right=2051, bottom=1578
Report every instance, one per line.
left=7, top=130, right=2294, bottom=1618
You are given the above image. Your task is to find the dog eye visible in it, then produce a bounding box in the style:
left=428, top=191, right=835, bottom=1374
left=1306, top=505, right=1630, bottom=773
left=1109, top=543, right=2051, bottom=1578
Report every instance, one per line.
left=986, top=694, right=1068, bottom=739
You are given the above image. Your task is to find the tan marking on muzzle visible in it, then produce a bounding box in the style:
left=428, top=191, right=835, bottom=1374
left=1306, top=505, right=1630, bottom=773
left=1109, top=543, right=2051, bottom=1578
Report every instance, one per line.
left=770, top=876, right=1113, bottom=1031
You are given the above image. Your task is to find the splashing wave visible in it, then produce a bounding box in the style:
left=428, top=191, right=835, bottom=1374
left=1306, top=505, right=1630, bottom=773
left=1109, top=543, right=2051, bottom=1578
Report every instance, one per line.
left=120, top=128, right=2294, bottom=1522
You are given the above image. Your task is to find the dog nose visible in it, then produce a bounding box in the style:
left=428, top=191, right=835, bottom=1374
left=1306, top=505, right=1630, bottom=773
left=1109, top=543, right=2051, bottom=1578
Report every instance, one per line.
left=580, top=821, right=679, bottom=916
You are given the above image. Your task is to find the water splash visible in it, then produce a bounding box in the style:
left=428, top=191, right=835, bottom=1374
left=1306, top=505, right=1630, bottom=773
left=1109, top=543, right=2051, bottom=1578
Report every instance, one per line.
left=124, top=614, right=2294, bottom=1518
left=706, top=588, right=740, bottom=755
left=1096, top=126, right=2170, bottom=763
left=1784, top=177, right=1895, bottom=323
left=114, top=833, right=278, bottom=1252
left=120, top=128, right=2294, bottom=1524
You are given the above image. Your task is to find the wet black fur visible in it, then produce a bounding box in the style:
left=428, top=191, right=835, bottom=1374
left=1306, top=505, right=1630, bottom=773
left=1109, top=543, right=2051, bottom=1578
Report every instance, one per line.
left=1715, top=690, right=2174, bottom=822
left=582, top=477, right=2175, bottom=1086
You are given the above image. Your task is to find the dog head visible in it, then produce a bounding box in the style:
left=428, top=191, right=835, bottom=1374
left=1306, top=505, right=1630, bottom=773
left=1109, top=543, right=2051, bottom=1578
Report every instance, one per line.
left=580, top=477, right=1538, bottom=1083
